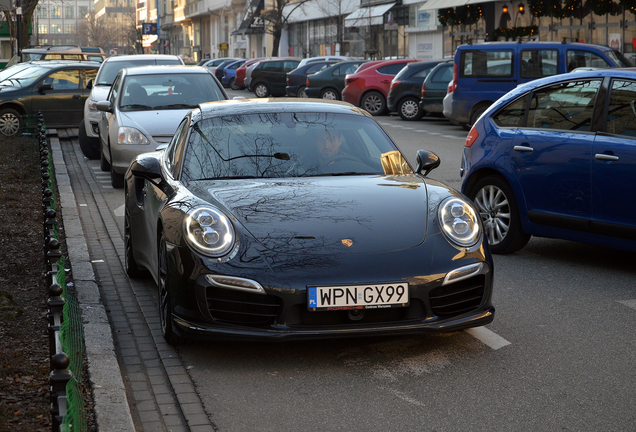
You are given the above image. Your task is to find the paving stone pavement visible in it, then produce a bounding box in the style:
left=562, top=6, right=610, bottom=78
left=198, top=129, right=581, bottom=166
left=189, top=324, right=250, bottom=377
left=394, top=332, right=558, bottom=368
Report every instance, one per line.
left=52, top=129, right=216, bottom=432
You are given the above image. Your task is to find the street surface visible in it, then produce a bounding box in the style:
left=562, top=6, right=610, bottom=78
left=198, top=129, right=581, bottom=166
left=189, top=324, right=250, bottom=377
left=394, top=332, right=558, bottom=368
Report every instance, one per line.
left=60, top=91, right=636, bottom=431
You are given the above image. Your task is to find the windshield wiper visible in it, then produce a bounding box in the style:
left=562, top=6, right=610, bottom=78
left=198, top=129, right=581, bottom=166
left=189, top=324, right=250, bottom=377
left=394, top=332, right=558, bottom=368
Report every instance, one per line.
left=121, top=104, right=153, bottom=110
left=197, top=175, right=257, bottom=180
left=306, top=172, right=377, bottom=177
left=156, top=103, right=194, bottom=109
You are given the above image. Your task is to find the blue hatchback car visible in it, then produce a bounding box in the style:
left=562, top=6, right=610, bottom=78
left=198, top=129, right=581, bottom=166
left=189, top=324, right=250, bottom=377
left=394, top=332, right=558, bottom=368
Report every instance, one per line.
left=460, top=68, right=636, bottom=254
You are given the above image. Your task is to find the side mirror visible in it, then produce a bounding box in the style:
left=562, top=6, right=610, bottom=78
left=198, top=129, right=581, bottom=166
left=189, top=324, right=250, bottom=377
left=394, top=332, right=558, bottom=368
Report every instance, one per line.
left=86, top=78, right=93, bottom=89
left=129, top=154, right=163, bottom=181
left=416, top=149, right=440, bottom=177
left=95, top=100, right=113, bottom=113
left=38, top=84, right=54, bottom=93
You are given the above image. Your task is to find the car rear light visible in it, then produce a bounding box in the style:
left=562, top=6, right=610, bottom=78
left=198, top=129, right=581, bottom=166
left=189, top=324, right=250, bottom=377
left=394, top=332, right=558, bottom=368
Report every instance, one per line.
left=306, top=78, right=310, bottom=86
left=421, top=83, right=426, bottom=98
left=345, top=75, right=357, bottom=85
left=447, top=80, right=454, bottom=94
left=451, top=63, right=457, bottom=93
left=286, top=77, right=289, bottom=85
left=390, top=80, right=400, bottom=90
left=465, top=126, right=479, bottom=147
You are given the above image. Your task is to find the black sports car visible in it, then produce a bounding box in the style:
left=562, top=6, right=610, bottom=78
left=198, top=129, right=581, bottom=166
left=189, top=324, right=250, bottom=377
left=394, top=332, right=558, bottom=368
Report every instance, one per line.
left=124, top=99, right=494, bottom=344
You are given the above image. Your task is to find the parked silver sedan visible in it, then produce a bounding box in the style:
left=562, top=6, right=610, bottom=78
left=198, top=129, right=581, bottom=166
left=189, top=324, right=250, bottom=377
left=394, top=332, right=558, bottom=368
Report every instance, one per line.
left=96, top=65, right=228, bottom=187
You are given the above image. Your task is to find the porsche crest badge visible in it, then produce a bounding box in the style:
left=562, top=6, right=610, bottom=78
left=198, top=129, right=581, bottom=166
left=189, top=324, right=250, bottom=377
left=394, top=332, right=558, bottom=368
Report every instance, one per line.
left=341, top=239, right=353, bottom=247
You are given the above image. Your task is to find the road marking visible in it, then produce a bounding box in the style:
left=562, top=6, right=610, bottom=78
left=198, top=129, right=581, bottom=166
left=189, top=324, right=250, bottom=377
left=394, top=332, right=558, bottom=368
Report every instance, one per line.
left=115, top=204, right=125, bottom=217
left=465, top=327, right=511, bottom=350
left=619, top=299, right=636, bottom=310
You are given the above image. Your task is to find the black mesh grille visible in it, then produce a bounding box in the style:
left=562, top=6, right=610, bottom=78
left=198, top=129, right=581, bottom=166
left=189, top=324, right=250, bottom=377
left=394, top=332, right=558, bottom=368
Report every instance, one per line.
left=428, top=275, right=485, bottom=318
left=205, top=287, right=283, bottom=327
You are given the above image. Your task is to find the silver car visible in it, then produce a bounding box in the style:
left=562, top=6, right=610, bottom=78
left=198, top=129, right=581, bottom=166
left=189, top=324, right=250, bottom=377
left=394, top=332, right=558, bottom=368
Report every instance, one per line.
left=79, top=54, right=184, bottom=160
left=96, top=65, right=228, bottom=188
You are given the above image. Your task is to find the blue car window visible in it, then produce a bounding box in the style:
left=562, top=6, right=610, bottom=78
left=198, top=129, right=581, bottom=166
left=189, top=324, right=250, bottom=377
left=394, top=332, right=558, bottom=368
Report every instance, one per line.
left=492, top=95, right=528, bottom=128
left=566, top=50, right=611, bottom=71
left=520, top=49, right=558, bottom=78
left=460, top=50, right=513, bottom=78
left=527, top=79, right=601, bottom=131
left=606, top=80, right=636, bottom=137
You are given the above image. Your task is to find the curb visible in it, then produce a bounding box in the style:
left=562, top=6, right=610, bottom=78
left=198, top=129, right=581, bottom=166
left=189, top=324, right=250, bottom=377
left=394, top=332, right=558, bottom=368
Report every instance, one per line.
left=50, top=131, right=136, bottom=431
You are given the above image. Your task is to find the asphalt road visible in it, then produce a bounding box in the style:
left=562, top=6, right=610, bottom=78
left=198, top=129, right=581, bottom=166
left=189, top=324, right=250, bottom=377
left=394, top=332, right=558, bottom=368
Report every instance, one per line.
left=66, top=92, right=636, bottom=431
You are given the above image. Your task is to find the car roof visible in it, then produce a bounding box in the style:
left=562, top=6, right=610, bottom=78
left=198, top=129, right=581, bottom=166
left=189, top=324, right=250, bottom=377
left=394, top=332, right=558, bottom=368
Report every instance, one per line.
left=456, top=41, right=614, bottom=51
left=23, top=45, right=105, bottom=54
left=197, top=98, right=369, bottom=119
left=121, top=65, right=211, bottom=75
left=26, top=60, right=102, bottom=68
left=103, top=54, right=182, bottom=63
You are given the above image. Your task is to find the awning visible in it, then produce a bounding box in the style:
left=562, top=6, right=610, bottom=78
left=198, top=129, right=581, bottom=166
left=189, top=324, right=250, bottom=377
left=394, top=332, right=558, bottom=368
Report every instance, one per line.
left=344, top=2, right=396, bottom=28
left=231, top=0, right=265, bottom=36
left=420, top=0, right=489, bottom=10
left=284, top=0, right=359, bottom=24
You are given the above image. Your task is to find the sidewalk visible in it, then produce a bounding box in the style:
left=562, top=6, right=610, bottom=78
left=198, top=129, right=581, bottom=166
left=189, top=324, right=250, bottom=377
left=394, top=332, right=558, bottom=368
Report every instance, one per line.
left=51, top=129, right=215, bottom=432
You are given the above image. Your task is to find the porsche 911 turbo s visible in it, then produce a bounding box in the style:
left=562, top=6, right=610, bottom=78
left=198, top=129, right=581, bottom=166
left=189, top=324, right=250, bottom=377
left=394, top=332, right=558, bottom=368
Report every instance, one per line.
left=124, top=99, right=495, bottom=344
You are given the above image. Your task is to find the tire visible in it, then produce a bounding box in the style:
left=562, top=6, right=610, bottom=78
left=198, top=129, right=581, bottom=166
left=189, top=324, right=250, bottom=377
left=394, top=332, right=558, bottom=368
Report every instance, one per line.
left=158, top=231, right=183, bottom=345
left=361, top=91, right=386, bottom=116
left=254, top=82, right=270, bottom=98
left=468, top=175, right=531, bottom=254
left=298, top=86, right=308, bottom=98
left=124, top=209, right=144, bottom=278
left=100, top=145, right=110, bottom=171
left=78, top=121, right=100, bottom=160
left=470, top=106, right=488, bottom=126
left=111, top=166, right=124, bottom=188
left=0, top=108, right=23, bottom=137
left=397, top=97, right=423, bottom=121
left=229, top=78, right=239, bottom=90
left=320, top=88, right=339, bottom=100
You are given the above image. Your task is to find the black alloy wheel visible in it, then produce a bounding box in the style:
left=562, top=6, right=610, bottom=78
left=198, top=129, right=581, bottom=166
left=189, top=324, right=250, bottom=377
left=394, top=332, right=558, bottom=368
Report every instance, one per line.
left=158, top=231, right=183, bottom=344
left=124, top=209, right=144, bottom=278
left=361, top=91, right=386, bottom=116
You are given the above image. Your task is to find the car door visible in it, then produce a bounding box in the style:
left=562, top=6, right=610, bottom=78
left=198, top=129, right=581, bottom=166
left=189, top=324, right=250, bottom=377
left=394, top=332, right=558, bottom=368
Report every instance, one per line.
left=34, top=67, right=85, bottom=126
left=591, top=78, right=636, bottom=238
left=99, top=74, right=121, bottom=160
left=511, top=78, right=602, bottom=229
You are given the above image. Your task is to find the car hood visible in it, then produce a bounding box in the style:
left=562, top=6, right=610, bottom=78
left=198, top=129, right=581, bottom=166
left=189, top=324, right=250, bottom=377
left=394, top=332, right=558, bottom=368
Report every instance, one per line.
left=120, top=109, right=191, bottom=142
left=189, top=176, right=430, bottom=255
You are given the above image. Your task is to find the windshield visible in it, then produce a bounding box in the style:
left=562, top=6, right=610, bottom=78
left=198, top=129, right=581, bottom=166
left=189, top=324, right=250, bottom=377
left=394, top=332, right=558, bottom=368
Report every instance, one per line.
left=0, top=63, right=36, bottom=84
left=0, top=65, right=50, bottom=87
left=119, top=73, right=225, bottom=111
left=607, top=50, right=633, bottom=67
left=181, top=112, right=412, bottom=180
left=96, top=59, right=183, bottom=85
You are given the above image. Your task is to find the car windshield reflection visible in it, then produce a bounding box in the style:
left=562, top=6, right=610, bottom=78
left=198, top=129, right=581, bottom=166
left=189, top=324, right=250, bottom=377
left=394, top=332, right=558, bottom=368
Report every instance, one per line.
left=181, top=112, right=413, bottom=180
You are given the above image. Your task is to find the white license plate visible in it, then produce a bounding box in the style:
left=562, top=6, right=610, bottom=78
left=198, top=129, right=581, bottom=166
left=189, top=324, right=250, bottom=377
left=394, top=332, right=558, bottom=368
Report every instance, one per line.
left=307, top=283, right=409, bottom=311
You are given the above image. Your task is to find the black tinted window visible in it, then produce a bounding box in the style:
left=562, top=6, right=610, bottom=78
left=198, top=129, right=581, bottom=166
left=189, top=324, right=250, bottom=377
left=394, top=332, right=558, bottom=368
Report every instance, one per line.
left=566, top=50, right=610, bottom=71
left=606, top=80, right=636, bottom=137
left=520, top=49, right=558, bottom=78
left=527, top=80, right=601, bottom=131
left=492, top=95, right=528, bottom=128
left=377, top=62, right=408, bottom=75
left=431, top=64, right=452, bottom=83
left=262, top=61, right=282, bottom=72
left=460, top=50, right=513, bottom=78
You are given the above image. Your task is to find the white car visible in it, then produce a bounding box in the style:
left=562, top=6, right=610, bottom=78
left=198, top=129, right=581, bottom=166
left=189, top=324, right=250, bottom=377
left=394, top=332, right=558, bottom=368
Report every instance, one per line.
left=95, top=65, right=228, bottom=188
left=79, top=54, right=183, bottom=160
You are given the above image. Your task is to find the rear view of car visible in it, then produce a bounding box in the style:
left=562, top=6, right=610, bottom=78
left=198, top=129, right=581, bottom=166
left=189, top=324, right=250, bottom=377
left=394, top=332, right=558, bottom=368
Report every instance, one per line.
left=387, top=60, right=444, bottom=121
left=285, top=60, right=340, bottom=97
left=305, top=60, right=367, bottom=100
left=342, top=59, right=417, bottom=115
left=419, top=60, right=453, bottom=117
left=250, top=58, right=301, bottom=97
left=79, top=54, right=184, bottom=160
left=450, top=41, right=631, bottom=129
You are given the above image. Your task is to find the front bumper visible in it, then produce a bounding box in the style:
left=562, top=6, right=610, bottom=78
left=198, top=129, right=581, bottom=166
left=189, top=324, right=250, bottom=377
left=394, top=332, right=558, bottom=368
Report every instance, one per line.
left=168, top=250, right=495, bottom=341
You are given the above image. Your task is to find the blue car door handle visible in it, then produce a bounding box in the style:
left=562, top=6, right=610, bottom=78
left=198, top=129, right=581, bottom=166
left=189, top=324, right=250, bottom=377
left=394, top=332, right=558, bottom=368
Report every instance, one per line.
left=595, top=153, right=619, bottom=161
left=513, top=145, right=533, bottom=152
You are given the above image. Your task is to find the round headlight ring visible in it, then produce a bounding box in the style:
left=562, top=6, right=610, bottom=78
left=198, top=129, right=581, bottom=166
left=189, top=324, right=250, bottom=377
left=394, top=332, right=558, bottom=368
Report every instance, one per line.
left=184, top=207, right=236, bottom=257
left=438, top=197, right=481, bottom=247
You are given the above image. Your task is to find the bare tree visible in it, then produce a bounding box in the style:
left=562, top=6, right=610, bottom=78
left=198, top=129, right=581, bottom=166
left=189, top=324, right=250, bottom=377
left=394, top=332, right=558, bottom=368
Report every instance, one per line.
left=314, top=0, right=353, bottom=52
left=260, top=0, right=311, bottom=56
left=77, top=11, right=117, bottom=53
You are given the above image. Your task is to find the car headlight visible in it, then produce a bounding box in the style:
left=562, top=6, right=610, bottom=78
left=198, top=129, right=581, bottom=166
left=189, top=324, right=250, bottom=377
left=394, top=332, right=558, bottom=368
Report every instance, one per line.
left=184, top=207, right=235, bottom=257
left=438, top=197, right=481, bottom=247
left=117, top=126, right=150, bottom=145
left=88, top=99, right=98, bottom=112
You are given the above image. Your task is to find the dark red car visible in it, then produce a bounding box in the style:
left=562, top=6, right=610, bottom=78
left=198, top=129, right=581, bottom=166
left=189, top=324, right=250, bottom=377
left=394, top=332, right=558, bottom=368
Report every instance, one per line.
left=235, top=58, right=264, bottom=89
left=342, top=59, right=417, bottom=115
